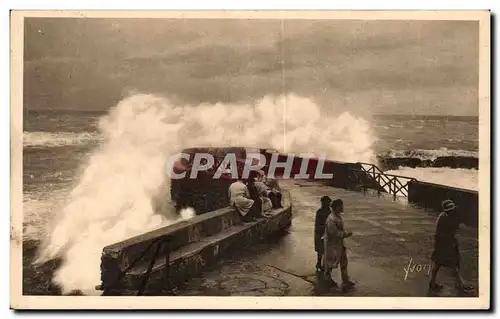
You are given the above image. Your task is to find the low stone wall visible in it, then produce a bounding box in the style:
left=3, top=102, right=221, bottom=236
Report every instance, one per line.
left=99, top=202, right=292, bottom=294
left=408, top=180, right=478, bottom=228
left=100, top=207, right=241, bottom=291
left=130, top=206, right=292, bottom=292
left=171, top=177, right=232, bottom=214
left=264, top=154, right=366, bottom=190
left=170, top=152, right=371, bottom=216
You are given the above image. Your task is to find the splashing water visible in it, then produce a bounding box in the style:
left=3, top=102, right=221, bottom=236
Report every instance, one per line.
left=386, top=167, right=478, bottom=191
left=36, top=93, right=377, bottom=294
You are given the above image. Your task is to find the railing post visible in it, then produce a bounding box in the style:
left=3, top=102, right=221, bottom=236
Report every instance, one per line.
left=393, top=179, right=397, bottom=201
left=162, top=237, right=172, bottom=294
left=376, top=175, right=380, bottom=197
left=348, top=166, right=412, bottom=200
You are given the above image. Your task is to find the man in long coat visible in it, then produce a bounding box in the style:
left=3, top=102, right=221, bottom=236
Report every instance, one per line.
left=323, top=199, right=355, bottom=292
left=428, top=199, right=474, bottom=293
left=314, top=196, right=332, bottom=271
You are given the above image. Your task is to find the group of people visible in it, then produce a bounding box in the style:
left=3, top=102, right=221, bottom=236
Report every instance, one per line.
left=313, top=196, right=474, bottom=294
left=229, top=170, right=474, bottom=295
left=314, top=196, right=355, bottom=293
left=228, top=170, right=283, bottom=222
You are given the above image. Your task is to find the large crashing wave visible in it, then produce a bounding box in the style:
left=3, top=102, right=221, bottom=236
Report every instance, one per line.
left=35, top=93, right=377, bottom=294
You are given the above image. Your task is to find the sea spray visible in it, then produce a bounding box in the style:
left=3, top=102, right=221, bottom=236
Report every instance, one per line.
left=37, top=93, right=377, bottom=294
left=386, top=167, right=478, bottom=191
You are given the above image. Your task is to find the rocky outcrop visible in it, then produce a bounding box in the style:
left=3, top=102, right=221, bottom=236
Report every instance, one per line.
left=377, top=157, right=424, bottom=170
left=432, top=156, right=478, bottom=169
left=377, top=155, right=478, bottom=171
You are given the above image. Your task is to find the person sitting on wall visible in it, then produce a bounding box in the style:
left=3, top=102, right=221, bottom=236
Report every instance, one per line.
left=253, top=172, right=273, bottom=215
left=259, top=170, right=283, bottom=209
left=245, top=171, right=263, bottom=218
left=428, top=199, right=474, bottom=294
left=228, top=178, right=259, bottom=222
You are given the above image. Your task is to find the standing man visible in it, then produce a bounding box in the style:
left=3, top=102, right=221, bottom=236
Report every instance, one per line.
left=323, top=199, right=355, bottom=292
left=428, top=199, right=474, bottom=293
left=314, top=196, right=332, bottom=272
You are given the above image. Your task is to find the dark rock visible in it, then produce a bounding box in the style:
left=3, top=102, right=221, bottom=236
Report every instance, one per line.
left=432, top=156, right=478, bottom=169
left=421, top=159, right=433, bottom=167
left=378, top=157, right=422, bottom=170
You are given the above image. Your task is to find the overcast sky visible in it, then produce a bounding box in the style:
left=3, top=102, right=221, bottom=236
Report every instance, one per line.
left=24, top=18, right=479, bottom=115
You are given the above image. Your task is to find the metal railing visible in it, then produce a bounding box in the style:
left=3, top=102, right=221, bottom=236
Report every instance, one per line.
left=99, top=237, right=172, bottom=296
left=350, top=162, right=417, bottom=201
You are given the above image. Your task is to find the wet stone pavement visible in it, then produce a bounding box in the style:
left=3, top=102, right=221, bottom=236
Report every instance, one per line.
left=175, top=180, right=479, bottom=297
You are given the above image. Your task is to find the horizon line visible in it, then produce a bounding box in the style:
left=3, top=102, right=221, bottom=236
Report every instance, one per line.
left=23, top=107, right=480, bottom=118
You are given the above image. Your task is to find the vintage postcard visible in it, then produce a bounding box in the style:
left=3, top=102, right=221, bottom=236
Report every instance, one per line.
left=10, top=10, right=490, bottom=310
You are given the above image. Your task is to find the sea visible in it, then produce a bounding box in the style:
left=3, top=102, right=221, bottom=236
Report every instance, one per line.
left=20, top=94, right=479, bottom=295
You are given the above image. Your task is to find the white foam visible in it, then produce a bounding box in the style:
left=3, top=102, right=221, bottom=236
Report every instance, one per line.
left=385, top=167, right=478, bottom=191
left=35, top=93, right=377, bottom=294
left=380, top=148, right=478, bottom=161
left=24, top=131, right=101, bottom=147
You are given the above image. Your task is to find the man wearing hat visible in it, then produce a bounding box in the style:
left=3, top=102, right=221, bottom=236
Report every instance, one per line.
left=323, top=199, right=355, bottom=292
left=314, top=196, right=332, bottom=271
left=428, top=199, right=473, bottom=293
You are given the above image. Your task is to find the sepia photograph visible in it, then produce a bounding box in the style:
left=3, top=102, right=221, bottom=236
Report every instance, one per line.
left=10, top=10, right=490, bottom=310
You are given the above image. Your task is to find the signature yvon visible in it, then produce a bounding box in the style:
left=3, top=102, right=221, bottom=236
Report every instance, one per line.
left=404, top=258, right=431, bottom=280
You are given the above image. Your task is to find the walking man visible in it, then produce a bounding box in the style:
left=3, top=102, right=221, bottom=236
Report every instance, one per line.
left=314, top=196, right=332, bottom=271
left=323, top=199, right=355, bottom=292
left=428, top=199, right=474, bottom=293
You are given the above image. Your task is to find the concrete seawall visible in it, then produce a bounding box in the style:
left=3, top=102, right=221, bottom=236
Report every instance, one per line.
left=100, top=195, right=292, bottom=295
left=300, top=156, right=479, bottom=229
left=288, top=156, right=479, bottom=229
left=408, top=180, right=478, bottom=228
left=170, top=152, right=369, bottom=215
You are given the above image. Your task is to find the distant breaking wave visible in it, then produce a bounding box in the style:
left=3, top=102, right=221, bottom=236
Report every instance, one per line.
left=378, top=148, right=478, bottom=161
left=377, top=148, right=478, bottom=170
left=23, top=132, right=102, bottom=148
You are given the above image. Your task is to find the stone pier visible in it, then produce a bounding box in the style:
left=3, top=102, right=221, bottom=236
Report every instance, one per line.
left=174, top=180, right=478, bottom=297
